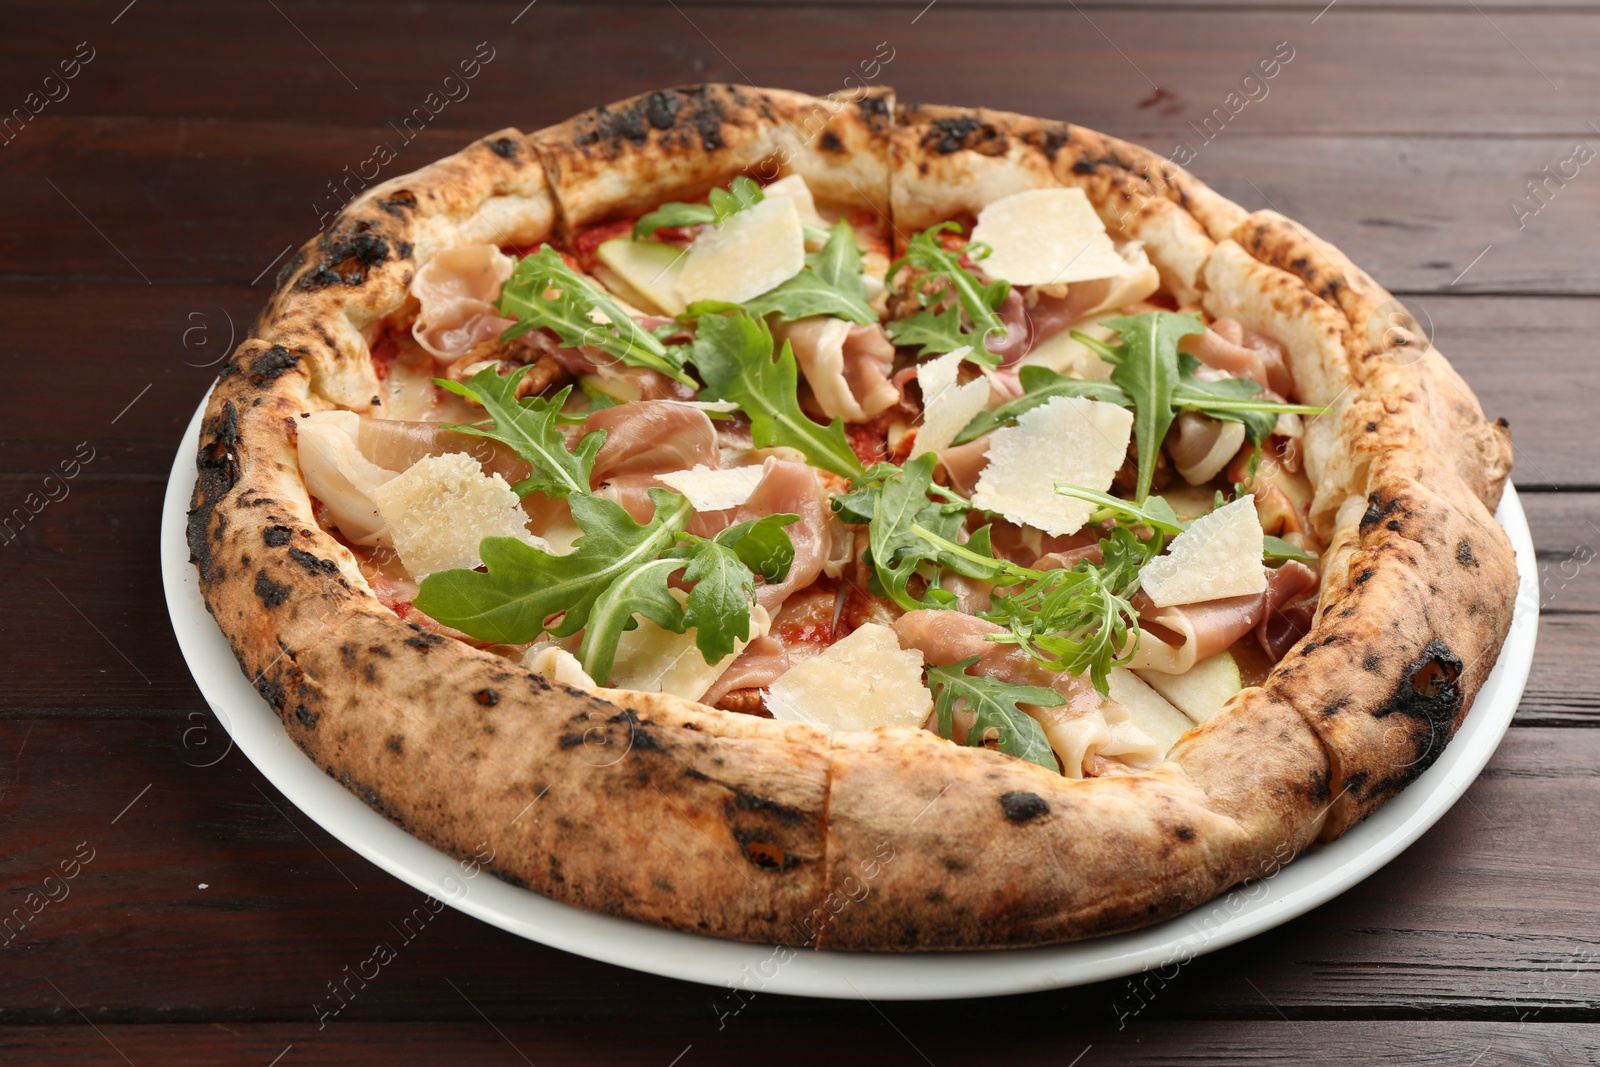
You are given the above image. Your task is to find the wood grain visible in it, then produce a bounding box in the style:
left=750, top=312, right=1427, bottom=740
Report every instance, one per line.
left=2, top=720, right=1598, bottom=1024
left=0, top=1020, right=1596, bottom=1067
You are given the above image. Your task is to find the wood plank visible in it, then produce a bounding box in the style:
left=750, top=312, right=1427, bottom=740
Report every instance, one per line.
left=10, top=117, right=1600, bottom=295
left=1, top=1020, right=1597, bottom=1067
left=1, top=719, right=1598, bottom=1022
left=2, top=4, right=1598, bottom=144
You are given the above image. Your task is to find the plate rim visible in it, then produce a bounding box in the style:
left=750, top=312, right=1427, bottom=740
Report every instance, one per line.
left=161, top=387, right=1539, bottom=1001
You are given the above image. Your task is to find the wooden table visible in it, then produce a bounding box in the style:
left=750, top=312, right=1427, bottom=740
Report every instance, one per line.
left=4, top=1, right=1597, bottom=1063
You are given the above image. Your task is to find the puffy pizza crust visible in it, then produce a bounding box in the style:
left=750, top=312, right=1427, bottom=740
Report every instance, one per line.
left=189, top=87, right=1517, bottom=950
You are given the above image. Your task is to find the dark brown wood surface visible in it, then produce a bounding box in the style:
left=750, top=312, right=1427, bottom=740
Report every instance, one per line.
left=3, top=2, right=1598, bottom=1063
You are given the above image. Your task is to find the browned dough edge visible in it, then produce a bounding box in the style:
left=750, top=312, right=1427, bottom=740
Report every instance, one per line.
left=187, top=86, right=1517, bottom=951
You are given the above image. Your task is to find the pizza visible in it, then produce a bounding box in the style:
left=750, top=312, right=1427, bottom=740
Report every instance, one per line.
left=187, top=84, right=1518, bottom=950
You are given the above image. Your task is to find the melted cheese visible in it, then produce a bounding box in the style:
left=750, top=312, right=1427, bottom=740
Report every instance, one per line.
left=766, top=623, right=932, bottom=731
left=972, top=395, right=1133, bottom=536
left=1139, top=497, right=1267, bottom=607
left=971, top=188, right=1131, bottom=287
left=371, top=452, right=542, bottom=579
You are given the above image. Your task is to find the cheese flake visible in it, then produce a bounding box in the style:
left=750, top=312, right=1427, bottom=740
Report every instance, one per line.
left=655, top=464, right=765, bottom=512
left=972, top=395, right=1133, bottom=536
left=371, top=452, right=541, bottom=579
left=972, top=188, right=1132, bottom=286
left=760, top=173, right=828, bottom=229
left=910, top=347, right=992, bottom=458
left=1139, top=497, right=1267, bottom=607
left=766, top=623, right=932, bottom=732
left=676, top=195, right=805, bottom=306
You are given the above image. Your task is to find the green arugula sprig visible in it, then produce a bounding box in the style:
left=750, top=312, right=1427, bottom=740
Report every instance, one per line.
left=928, top=658, right=1062, bottom=771
left=496, top=246, right=697, bottom=387
left=831, top=454, right=996, bottom=611
left=412, top=489, right=796, bottom=684
left=885, top=223, right=1010, bottom=367
left=692, top=308, right=865, bottom=479
left=435, top=365, right=603, bottom=499
left=954, top=366, right=1130, bottom=444
left=1056, top=483, right=1317, bottom=564
left=633, top=175, right=764, bottom=238
left=977, top=526, right=1163, bottom=697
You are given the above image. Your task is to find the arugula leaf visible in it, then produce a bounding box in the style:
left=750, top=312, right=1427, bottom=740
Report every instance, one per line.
left=953, top=366, right=1131, bottom=445
left=1103, top=311, right=1207, bottom=503
left=713, top=513, right=799, bottom=584
left=579, top=557, right=689, bottom=684
left=496, top=246, right=696, bottom=387
left=1054, top=484, right=1186, bottom=536
left=979, top=526, right=1162, bottom=696
left=413, top=489, right=692, bottom=648
left=692, top=308, right=865, bottom=479
left=885, top=223, right=1010, bottom=366
left=687, top=221, right=876, bottom=325
left=1264, top=534, right=1318, bottom=562
left=927, top=658, right=1061, bottom=771
left=434, top=366, right=603, bottom=499
left=633, top=175, right=764, bottom=237
left=832, top=456, right=999, bottom=611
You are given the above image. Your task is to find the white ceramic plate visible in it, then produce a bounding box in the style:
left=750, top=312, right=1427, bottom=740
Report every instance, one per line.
left=162, top=390, right=1539, bottom=1001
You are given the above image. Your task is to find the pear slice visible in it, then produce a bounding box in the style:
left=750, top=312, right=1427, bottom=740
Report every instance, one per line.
left=1136, top=651, right=1243, bottom=725
left=1105, top=667, right=1193, bottom=753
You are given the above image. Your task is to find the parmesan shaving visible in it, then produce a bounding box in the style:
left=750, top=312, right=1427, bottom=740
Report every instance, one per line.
left=971, top=396, right=1133, bottom=536
left=1138, top=497, right=1267, bottom=607
left=972, top=188, right=1132, bottom=287
left=656, top=465, right=765, bottom=512
left=371, top=452, right=543, bottom=579
left=766, top=623, right=932, bottom=732
left=911, top=347, right=992, bottom=459
left=676, top=195, right=805, bottom=305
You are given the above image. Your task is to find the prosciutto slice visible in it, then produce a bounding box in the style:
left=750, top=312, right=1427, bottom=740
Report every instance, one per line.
left=584, top=401, right=719, bottom=482
left=892, top=610, right=1163, bottom=778
left=1127, top=560, right=1320, bottom=673
left=688, top=458, right=833, bottom=614
left=1179, top=317, right=1295, bottom=397
left=410, top=245, right=516, bottom=362
left=774, top=317, right=898, bottom=422
left=701, top=635, right=790, bottom=707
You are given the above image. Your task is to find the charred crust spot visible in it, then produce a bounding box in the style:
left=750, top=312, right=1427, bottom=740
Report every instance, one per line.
left=1386, top=519, right=1403, bottom=531
left=681, top=721, right=702, bottom=731
left=1374, top=639, right=1465, bottom=788
left=858, top=93, right=890, bottom=127
left=924, top=116, right=1006, bottom=156
left=473, top=688, right=500, bottom=707
left=731, top=828, right=798, bottom=871
left=254, top=672, right=285, bottom=709
left=294, top=704, right=319, bottom=729
left=386, top=735, right=404, bottom=754
left=1355, top=567, right=1375, bottom=584
left=403, top=625, right=446, bottom=652
left=1457, top=539, right=1477, bottom=566
left=187, top=401, right=240, bottom=582
left=249, top=346, right=302, bottom=385
left=296, top=230, right=392, bottom=290
left=999, top=791, right=1049, bottom=823
left=369, top=644, right=392, bottom=658
left=557, top=733, right=586, bottom=750
left=379, top=189, right=417, bottom=216
left=254, top=569, right=290, bottom=609
left=1175, top=825, right=1195, bottom=841
left=1309, top=768, right=1331, bottom=803
left=1345, top=769, right=1370, bottom=797
left=287, top=546, right=339, bottom=576
left=607, top=707, right=666, bottom=753
left=263, top=525, right=293, bottom=547
left=487, top=136, right=519, bottom=160
left=1072, top=158, right=1097, bottom=176
left=644, top=90, right=681, bottom=130
left=818, top=129, right=844, bottom=153
left=1360, top=492, right=1402, bottom=532
left=942, top=856, right=969, bottom=872
left=1364, top=653, right=1382, bottom=671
